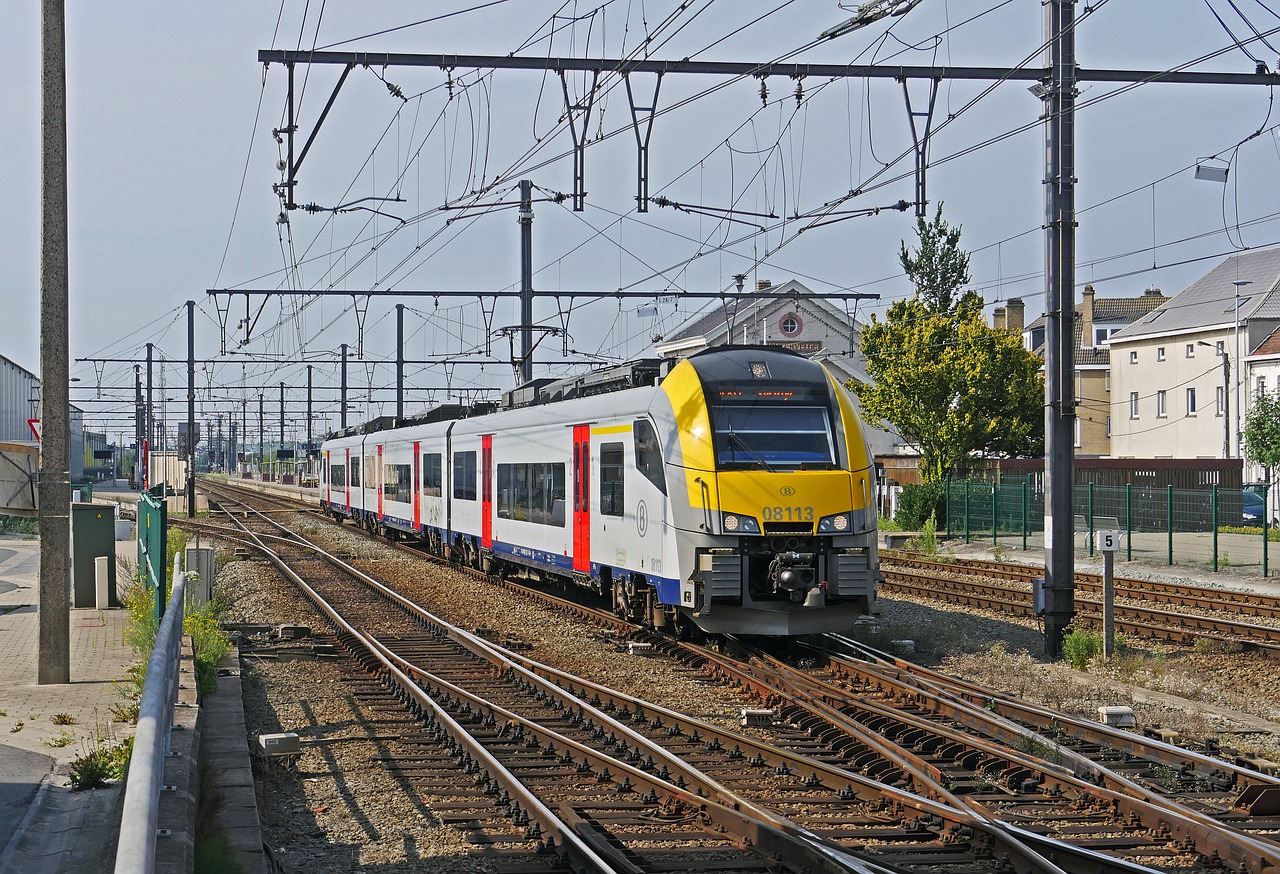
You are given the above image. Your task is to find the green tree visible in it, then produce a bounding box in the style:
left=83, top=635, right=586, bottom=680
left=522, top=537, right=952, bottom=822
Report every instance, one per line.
left=1243, top=388, right=1280, bottom=513
left=854, top=212, right=1044, bottom=483
left=899, top=204, right=971, bottom=314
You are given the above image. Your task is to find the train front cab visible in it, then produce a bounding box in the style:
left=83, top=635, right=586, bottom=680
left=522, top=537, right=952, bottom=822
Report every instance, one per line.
left=661, top=348, right=878, bottom=636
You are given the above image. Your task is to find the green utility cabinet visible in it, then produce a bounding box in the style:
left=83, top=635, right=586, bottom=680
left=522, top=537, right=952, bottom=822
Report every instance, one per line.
left=71, top=503, right=117, bottom=608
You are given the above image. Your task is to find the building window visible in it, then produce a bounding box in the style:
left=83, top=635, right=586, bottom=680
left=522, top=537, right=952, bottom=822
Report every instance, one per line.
left=1106, top=416, right=1111, bottom=437
left=1129, top=350, right=1138, bottom=364
left=1104, top=371, right=1111, bottom=392
left=1156, top=346, right=1166, bottom=361
left=778, top=313, right=803, bottom=338
left=1216, top=386, right=1225, bottom=416
left=1187, top=387, right=1197, bottom=416
left=1157, top=390, right=1167, bottom=417
left=1258, top=376, right=1267, bottom=398
left=1185, top=343, right=1195, bottom=358
left=1216, top=340, right=1225, bottom=354
left=1130, top=391, right=1139, bottom=418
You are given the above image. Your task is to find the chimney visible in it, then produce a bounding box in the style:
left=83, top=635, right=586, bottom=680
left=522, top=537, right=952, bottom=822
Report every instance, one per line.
left=992, top=306, right=1007, bottom=331
left=756, top=279, right=772, bottom=292
left=1081, top=284, right=1095, bottom=347
left=1144, top=287, right=1163, bottom=297
left=1005, top=298, right=1025, bottom=334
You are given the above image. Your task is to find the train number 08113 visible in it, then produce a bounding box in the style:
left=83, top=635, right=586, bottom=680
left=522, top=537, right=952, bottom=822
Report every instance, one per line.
left=762, top=506, right=814, bottom=522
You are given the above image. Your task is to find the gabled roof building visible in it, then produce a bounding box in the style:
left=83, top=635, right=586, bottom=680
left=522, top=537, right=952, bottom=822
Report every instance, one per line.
left=1107, top=247, right=1280, bottom=460
left=654, top=278, right=899, bottom=455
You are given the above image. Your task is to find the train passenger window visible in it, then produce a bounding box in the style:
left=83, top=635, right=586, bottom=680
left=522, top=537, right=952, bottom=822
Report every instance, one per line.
left=633, top=419, right=667, bottom=495
left=600, top=443, right=625, bottom=517
left=496, top=462, right=566, bottom=526
left=453, top=451, right=477, bottom=501
left=330, top=464, right=346, bottom=487
left=364, top=455, right=378, bottom=488
left=383, top=464, right=412, bottom=503
left=349, top=460, right=360, bottom=487
left=422, top=453, right=442, bottom=497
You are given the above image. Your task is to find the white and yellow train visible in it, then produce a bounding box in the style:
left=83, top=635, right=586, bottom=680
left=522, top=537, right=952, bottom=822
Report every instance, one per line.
left=320, top=345, right=878, bottom=636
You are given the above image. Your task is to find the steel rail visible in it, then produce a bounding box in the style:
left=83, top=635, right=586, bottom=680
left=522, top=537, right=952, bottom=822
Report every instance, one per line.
left=828, top=635, right=1280, bottom=795
left=825, top=636, right=1280, bottom=791
left=881, top=567, right=1280, bottom=657
left=210, top=487, right=894, bottom=873
left=208, top=507, right=624, bottom=873
left=728, top=643, right=1280, bottom=874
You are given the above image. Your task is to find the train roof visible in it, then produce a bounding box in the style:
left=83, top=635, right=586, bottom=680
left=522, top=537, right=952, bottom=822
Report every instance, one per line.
left=323, top=345, right=826, bottom=441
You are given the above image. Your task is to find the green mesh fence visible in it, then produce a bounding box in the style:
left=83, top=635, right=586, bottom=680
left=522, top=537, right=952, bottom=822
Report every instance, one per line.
left=943, top=479, right=1274, bottom=574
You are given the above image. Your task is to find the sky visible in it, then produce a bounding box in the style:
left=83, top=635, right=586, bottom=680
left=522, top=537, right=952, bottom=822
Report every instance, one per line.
left=4, top=0, right=1280, bottom=445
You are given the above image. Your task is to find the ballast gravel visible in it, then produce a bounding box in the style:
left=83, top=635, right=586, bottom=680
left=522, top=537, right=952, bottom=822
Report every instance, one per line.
left=214, top=518, right=1280, bottom=872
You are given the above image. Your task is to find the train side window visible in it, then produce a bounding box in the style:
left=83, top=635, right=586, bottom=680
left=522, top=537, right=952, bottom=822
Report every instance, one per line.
left=600, top=442, right=625, bottom=517
left=364, top=455, right=378, bottom=487
left=330, top=464, right=346, bottom=487
left=349, top=460, right=360, bottom=487
left=453, top=451, right=477, bottom=501
left=422, top=453, right=442, bottom=497
left=633, top=419, right=667, bottom=495
left=383, top=464, right=411, bottom=503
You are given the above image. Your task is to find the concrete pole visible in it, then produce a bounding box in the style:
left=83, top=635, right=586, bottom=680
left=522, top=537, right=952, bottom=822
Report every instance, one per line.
left=38, top=0, right=70, bottom=684
left=519, top=180, right=534, bottom=384
left=1040, top=0, right=1078, bottom=659
left=186, top=301, right=196, bottom=517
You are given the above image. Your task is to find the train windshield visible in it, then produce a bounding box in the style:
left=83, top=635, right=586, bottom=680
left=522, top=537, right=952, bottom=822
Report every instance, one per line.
left=709, top=388, right=836, bottom=470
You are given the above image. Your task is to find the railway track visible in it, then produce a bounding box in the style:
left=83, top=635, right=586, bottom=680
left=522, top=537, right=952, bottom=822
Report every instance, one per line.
left=197, top=478, right=1280, bottom=874
left=882, top=552, right=1280, bottom=657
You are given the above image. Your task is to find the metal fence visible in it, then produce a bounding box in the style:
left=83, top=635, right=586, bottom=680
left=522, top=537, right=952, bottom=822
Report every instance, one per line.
left=114, top=556, right=188, bottom=874
left=944, top=478, right=1275, bottom=574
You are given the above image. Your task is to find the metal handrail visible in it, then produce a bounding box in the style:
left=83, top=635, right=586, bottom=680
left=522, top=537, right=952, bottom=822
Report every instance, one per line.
left=114, top=556, right=188, bottom=874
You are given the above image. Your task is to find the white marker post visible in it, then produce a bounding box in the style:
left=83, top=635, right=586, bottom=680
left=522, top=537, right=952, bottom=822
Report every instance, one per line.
left=1097, top=530, right=1120, bottom=658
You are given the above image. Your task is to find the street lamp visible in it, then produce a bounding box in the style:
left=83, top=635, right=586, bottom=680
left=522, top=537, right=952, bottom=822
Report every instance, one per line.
left=1199, top=341, right=1230, bottom=460
left=1233, top=278, right=1252, bottom=458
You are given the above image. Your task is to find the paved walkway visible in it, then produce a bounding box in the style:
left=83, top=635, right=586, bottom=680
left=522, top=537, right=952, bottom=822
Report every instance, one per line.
left=0, top=534, right=139, bottom=874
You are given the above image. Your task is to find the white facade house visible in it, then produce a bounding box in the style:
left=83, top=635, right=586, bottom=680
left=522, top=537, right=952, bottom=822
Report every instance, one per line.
left=1107, top=248, right=1280, bottom=461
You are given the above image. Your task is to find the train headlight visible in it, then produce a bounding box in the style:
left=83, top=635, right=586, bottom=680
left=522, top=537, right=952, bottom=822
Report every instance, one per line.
left=818, top=512, right=851, bottom=534
left=720, top=512, right=760, bottom=534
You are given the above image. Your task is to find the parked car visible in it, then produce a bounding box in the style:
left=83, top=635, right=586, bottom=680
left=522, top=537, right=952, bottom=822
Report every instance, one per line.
left=1243, top=490, right=1265, bottom=523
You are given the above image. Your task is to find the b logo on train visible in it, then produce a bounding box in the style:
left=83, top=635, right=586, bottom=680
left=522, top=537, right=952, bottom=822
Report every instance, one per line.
left=320, top=345, right=878, bottom=636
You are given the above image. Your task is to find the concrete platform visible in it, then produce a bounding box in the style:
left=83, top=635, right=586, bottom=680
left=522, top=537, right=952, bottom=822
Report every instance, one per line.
left=0, top=535, right=137, bottom=874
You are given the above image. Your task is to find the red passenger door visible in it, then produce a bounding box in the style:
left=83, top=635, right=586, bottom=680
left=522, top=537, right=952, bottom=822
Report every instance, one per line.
left=572, top=425, right=591, bottom=573
left=377, top=444, right=384, bottom=521
left=481, top=435, right=493, bottom=549
left=412, top=441, right=421, bottom=531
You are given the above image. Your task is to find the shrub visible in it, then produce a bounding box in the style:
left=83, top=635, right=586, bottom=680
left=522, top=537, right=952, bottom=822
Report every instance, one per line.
left=895, top=481, right=947, bottom=530
left=0, top=514, right=39, bottom=536
left=68, top=731, right=132, bottom=790
left=185, top=600, right=232, bottom=697
left=1062, top=627, right=1102, bottom=670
